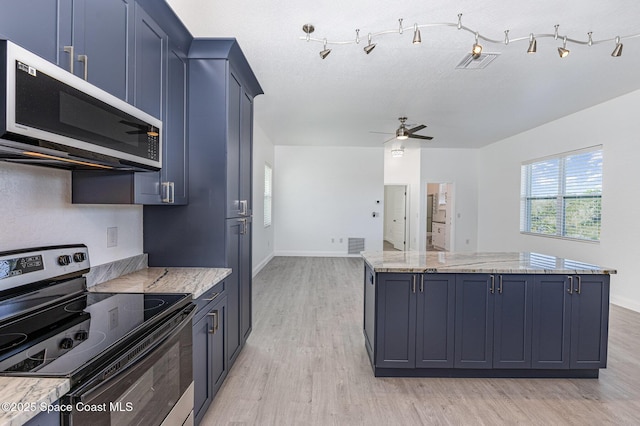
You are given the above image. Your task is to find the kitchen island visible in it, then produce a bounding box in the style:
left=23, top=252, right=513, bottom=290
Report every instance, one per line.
left=362, top=251, right=616, bottom=378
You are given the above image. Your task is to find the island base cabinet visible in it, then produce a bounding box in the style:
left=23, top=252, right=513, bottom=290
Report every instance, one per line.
left=367, top=271, right=609, bottom=378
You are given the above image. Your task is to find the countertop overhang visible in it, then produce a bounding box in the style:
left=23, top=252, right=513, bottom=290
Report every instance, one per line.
left=362, top=251, right=617, bottom=275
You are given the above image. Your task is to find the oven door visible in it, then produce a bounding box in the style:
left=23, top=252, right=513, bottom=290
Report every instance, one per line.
left=62, top=305, right=195, bottom=426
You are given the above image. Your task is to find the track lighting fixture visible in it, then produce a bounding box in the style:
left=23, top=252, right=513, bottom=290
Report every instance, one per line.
left=413, top=24, right=421, bottom=44
left=471, top=32, right=482, bottom=58
left=558, top=36, right=570, bottom=58
left=527, top=33, right=537, bottom=53
left=301, top=15, right=637, bottom=61
left=364, top=33, right=376, bottom=54
left=612, top=36, right=623, bottom=57
left=319, top=39, right=331, bottom=59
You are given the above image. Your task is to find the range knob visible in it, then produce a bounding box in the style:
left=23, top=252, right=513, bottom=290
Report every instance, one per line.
left=59, top=337, right=74, bottom=350
left=73, top=252, right=86, bottom=263
left=57, top=255, right=72, bottom=266
left=74, top=330, right=89, bottom=341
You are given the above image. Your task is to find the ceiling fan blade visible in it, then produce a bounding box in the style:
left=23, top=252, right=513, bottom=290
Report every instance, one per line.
left=382, top=136, right=396, bottom=144
left=369, top=131, right=394, bottom=135
left=409, top=134, right=433, bottom=140
left=407, top=124, right=426, bottom=134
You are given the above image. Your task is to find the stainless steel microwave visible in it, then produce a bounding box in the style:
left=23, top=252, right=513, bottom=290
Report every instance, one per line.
left=0, top=40, right=162, bottom=171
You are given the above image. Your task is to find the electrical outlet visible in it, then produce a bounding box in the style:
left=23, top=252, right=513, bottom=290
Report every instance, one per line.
left=107, top=227, right=118, bottom=247
left=109, top=307, right=118, bottom=330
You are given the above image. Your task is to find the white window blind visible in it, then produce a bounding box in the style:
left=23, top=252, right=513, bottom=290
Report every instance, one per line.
left=520, top=146, right=602, bottom=241
left=264, top=163, right=273, bottom=227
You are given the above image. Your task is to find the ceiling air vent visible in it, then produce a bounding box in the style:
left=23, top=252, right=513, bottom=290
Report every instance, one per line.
left=455, top=52, right=500, bottom=70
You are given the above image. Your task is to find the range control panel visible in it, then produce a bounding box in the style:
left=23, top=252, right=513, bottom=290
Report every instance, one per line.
left=0, top=245, right=90, bottom=291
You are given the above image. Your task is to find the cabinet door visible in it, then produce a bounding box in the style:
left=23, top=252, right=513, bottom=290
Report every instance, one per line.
left=193, top=311, right=213, bottom=423
left=240, top=218, right=252, bottom=343
left=239, top=89, right=253, bottom=215
left=363, top=265, right=376, bottom=362
left=134, top=3, right=166, bottom=119
left=454, top=274, right=494, bottom=368
left=0, top=0, right=71, bottom=65
left=226, top=218, right=242, bottom=365
left=570, top=275, right=610, bottom=369
left=210, top=295, right=228, bottom=396
left=531, top=275, right=571, bottom=369
left=493, top=275, right=533, bottom=368
left=416, top=274, right=455, bottom=368
left=73, top=0, right=133, bottom=101
left=226, top=71, right=242, bottom=218
left=375, top=274, right=417, bottom=368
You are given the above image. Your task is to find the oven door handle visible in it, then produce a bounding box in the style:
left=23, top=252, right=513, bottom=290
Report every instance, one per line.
left=67, top=303, right=196, bottom=403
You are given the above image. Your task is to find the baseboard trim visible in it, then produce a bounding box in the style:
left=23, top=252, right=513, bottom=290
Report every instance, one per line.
left=252, top=253, right=274, bottom=278
left=610, top=296, right=640, bottom=313
left=274, top=250, right=361, bottom=258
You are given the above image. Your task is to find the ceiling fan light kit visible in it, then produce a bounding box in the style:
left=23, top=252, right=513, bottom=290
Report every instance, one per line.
left=301, top=14, right=630, bottom=60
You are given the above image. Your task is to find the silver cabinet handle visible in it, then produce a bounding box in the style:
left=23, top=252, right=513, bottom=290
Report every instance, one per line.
left=238, top=218, right=248, bottom=235
left=161, top=182, right=175, bottom=203
left=412, top=275, right=416, bottom=294
left=203, top=292, right=219, bottom=302
left=420, top=275, right=424, bottom=293
left=239, top=200, right=248, bottom=216
left=576, top=276, right=581, bottom=295
left=207, top=311, right=219, bottom=334
left=498, top=275, right=503, bottom=294
left=63, top=46, right=74, bottom=73
left=567, top=276, right=573, bottom=294
left=77, top=54, right=88, bottom=80
left=490, top=275, right=495, bottom=294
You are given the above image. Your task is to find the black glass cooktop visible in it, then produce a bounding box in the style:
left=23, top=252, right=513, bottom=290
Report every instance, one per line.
left=0, top=291, right=190, bottom=379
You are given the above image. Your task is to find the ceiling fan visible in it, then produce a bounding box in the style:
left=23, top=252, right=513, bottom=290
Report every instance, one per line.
left=371, top=117, right=434, bottom=142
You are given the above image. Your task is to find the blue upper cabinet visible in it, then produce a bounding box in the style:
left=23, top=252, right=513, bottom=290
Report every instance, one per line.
left=0, top=0, right=133, bottom=102
left=71, top=0, right=134, bottom=101
left=134, top=3, right=167, bottom=119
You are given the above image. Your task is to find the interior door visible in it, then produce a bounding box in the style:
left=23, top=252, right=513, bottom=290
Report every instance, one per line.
left=385, top=185, right=407, bottom=250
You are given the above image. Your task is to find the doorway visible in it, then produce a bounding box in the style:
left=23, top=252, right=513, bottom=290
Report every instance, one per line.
left=426, top=182, right=453, bottom=251
left=384, top=185, right=407, bottom=251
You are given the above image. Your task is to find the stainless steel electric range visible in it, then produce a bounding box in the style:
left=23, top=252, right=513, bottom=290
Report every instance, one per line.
left=0, top=244, right=195, bottom=425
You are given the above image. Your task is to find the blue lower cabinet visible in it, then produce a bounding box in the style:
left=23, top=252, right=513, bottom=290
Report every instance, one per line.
left=193, top=287, right=227, bottom=425
left=532, top=275, right=610, bottom=370
left=368, top=272, right=609, bottom=377
left=23, top=401, right=60, bottom=426
left=373, top=273, right=455, bottom=369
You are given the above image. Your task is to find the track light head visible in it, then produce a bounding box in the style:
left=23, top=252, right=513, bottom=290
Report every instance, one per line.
left=472, top=32, right=482, bottom=58
left=319, top=39, right=331, bottom=59
left=527, top=33, right=537, bottom=53
left=364, top=33, right=376, bottom=54
left=558, top=36, right=569, bottom=58
left=413, top=24, right=421, bottom=44
left=612, top=36, right=623, bottom=57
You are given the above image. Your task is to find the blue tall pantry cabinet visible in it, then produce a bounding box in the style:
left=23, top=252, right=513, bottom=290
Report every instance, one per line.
left=143, top=39, right=263, bottom=423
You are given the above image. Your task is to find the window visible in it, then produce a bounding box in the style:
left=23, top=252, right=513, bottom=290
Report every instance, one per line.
left=264, top=163, right=273, bottom=227
left=520, top=146, right=602, bottom=241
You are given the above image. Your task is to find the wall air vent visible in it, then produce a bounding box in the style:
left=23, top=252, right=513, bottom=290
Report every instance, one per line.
left=455, top=52, right=500, bottom=70
left=348, top=238, right=365, bottom=255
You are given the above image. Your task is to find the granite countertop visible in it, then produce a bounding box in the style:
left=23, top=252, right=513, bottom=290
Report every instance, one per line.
left=0, top=377, right=70, bottom=425
left=362, top=251, right=617, bottom=275
left=88, top=267, right=232, bottom=299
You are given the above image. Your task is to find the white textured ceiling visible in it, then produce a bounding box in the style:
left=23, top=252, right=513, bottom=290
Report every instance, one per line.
left=166, top=0, right=640, bottom=149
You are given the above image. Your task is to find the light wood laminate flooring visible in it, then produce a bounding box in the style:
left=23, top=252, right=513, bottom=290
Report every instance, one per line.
left=201, top=257, right=640, bottom=425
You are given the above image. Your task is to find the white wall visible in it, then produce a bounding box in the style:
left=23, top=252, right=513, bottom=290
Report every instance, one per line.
left=384, top=146, right=421, bottom=250
left=274, top=146, right=384, bottom=256
left=477, top=88, right=640, bottom=312
left=252, top=122, right=275, bottom=276
left=0, top=162, right=143, bottom=266
left=420, top=148, right=479, bottom=252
